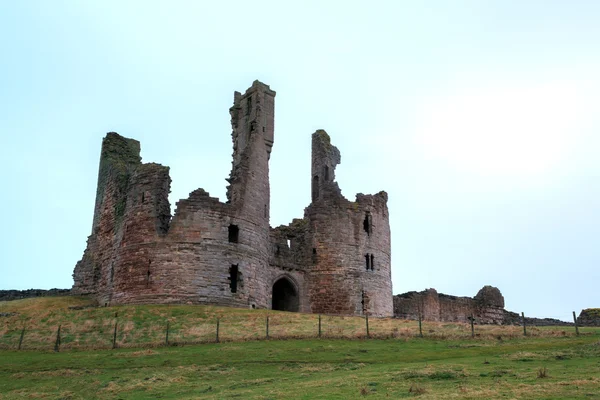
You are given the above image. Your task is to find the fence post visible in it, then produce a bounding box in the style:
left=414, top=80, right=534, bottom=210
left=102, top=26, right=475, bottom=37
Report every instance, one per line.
left=470, top=315, right=475, bottom=338
left=266, top=316, right=270, bottom=340
left=418, top=312, right=423, bottom=338
left=216, top=318, right=220, bottom=343
left=365, top=313, right=370, bottom=339
left=318, top=314, right=322, bottom=338
left=54, top=325, right=61, bottom=352
left=522, top=312, right=527, bottom=336
left=112, top=321, right=118, bottom=349
left=18, top=327, right=25, bottom=350
left=572, top=311, right=579, bottom=336
left=165, top=321, right=170, bottom=346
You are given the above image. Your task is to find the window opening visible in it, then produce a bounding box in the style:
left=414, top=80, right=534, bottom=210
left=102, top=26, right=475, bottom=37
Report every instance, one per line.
left=363, top=212, right=372, bottom=236
left=370, top=254, right=375, bottom=271
left=312, top=247, right=317, bottom=264
left=365, top=254, right=370, bottom=270
left=312, top=175, right=319, bottom=202
left=287, top=238, right=291, bottom=249
left=246, top=95, right=252, bottom=115
left=323, top=165, right=329, bottom=181
left=146, top=260, right=151, bottom=287
left=229, top=264, right=239, bottom=293
left=361, top=290, right=365, bottom=308
left=228, top=224, right=239, bottom=243
left=141, top=192, right=145, bottom=203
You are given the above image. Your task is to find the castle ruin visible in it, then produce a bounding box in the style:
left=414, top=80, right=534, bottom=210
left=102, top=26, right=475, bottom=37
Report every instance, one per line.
left=72, top=81, right=393, bottom=317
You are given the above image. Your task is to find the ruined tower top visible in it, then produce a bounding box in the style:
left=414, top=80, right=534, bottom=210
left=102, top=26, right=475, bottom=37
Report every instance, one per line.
left=226, top=80, right=276, bottom=221
left=311, top=129, right=342, bottom=203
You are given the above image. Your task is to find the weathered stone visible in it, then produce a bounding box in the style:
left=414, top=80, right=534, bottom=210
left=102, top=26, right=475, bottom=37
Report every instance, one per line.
left=394, top=286, right=572, bottom=326
left=577, top=308, right=600, bottom=326
left=72, top=81, right=393, bottom=317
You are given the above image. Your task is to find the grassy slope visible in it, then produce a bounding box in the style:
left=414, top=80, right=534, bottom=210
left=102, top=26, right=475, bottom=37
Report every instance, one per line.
left=1, top=297, right=600, bottom=399
left=1, top=297, right=595, bottom=351
left=1, top=336, right=600, bottom=399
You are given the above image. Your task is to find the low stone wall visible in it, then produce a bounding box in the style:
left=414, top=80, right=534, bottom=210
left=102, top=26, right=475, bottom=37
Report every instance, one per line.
left=393, top=286, right=571, bottom=326
left=502, top=310, right=572, bottom=327
left=393, top=286, right=505, bottom=325
left=577, top=308, right=600, bottom=326
left=0, top=289, right=71, bottom=302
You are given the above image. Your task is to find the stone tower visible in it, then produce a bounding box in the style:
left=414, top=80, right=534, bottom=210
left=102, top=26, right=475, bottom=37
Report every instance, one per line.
left=304, top=131, right=393, bottom=317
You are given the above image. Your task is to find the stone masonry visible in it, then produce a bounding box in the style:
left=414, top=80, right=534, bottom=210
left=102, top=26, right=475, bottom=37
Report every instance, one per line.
left=394, top=286, right=572, bottom=326
left=394, top=286, right=506, bottom=325
left=72, top=81, right=393, bottom=317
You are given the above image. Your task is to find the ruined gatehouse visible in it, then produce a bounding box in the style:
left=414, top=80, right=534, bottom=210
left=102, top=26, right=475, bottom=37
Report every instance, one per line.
left=72, top=81, right=393, bottom=317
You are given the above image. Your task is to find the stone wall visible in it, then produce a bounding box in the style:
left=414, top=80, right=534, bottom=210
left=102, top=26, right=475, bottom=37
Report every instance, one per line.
left=0, top=289, right=71, bottom=302
left=394, top=286, right=505, bottom=325
left=72, top=81, right=393, bottom=316
left=393, top=286, right=573, bottom=326
left=577, top=309, right=600, bottom=326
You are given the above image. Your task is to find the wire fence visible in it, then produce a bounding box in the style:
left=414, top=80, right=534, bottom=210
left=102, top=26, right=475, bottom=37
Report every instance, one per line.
left=1, top=311, right=595, bottom=352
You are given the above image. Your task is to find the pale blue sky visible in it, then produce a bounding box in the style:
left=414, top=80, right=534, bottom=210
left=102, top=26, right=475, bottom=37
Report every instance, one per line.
left=1, top=1, right=599, bottom=321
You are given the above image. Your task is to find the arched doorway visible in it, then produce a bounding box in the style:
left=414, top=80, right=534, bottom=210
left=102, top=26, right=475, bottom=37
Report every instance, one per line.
left=272, top=277, right=299, bottom=312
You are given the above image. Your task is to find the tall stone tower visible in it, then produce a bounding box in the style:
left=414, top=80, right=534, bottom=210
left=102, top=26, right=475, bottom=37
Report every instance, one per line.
left=304, top=131, right=393, bottom=317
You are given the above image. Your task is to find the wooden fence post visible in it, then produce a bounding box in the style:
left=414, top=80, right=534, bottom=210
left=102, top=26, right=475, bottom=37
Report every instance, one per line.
left=365, top=313, right=370, bottom=339
left=54, top=325, right=61, bottom=352
left=112, top=321, right=118, bottom=349
left=418, top=312, right=423, bottom=338
left=165, top=321, right=170, bottom=346
left=522, top=312, right=527, bottom=336
left=572, top=311, right=579, bottom=336
left=470, top=315, right=475, bottom=338
left=216, top=318, right=220, bottom=343
left=18, top=327, right=25, bottom=350
left=318, top=314, right=322, bottom=338
left=266, top=316, right=270, bottom=340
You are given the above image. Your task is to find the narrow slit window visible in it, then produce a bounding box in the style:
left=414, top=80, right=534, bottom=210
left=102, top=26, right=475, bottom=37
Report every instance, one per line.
left=312, top=247, right=317, bottom=264
left=246, top=95, right=252, bottom=115
left=287, top=238, right=292, bottom=249
left=363, top=212, right=372, bottom=236
left=370, top=254, right=375, bottom=271
left=146, top=260, right=151, bottom=287
left=365, top=254, right=370, bottom=270
left=323, top=165, right=329, bottom=181
left=229, top=264, right=239, bottom=293
left=228, top=224, right=239, bottom=243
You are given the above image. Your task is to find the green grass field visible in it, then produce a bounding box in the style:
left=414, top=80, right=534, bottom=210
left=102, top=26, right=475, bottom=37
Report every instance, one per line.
left=1, top=297, right=599, bottom=399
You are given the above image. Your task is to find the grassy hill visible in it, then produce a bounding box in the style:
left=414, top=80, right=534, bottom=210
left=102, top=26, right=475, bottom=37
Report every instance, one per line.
left=1, top=297, right=600, bottom=399
left=1, top=296, right=594, bottom=351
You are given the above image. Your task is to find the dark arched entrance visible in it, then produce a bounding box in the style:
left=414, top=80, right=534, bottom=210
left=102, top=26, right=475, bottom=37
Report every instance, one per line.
left=272, top=277, right=299, bottom=312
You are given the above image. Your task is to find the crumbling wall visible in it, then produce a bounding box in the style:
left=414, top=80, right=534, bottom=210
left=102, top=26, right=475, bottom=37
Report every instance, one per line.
left=393, top=286, right=505, bottom=324
left=72, top=133, right=142, bottom=297
left=576, top=309, right=600, bottom=326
